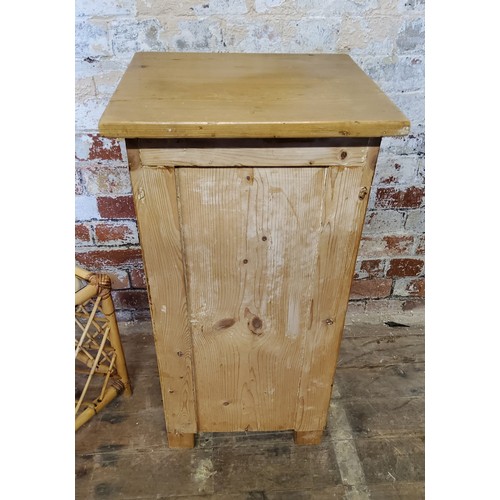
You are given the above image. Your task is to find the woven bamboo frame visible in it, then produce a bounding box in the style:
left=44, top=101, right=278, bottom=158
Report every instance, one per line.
left=75, top=266, right=132, bottom=430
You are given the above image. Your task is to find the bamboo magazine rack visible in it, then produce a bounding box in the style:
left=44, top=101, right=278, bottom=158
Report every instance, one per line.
left=75, top=266, right=132, bottom=430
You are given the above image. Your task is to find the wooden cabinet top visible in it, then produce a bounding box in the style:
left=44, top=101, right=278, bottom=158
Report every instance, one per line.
left=99, top=52, right=409, bottom=139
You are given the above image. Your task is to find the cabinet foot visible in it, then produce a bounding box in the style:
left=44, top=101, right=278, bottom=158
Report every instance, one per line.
left=293, top=430, right=323, bottom=445
left=167, top=432, right=195, bottom=448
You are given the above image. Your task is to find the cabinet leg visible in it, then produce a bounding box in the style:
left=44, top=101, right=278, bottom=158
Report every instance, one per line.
left=167, top=432, right=195, bottom=448
left=293, top=430, right=324, bottom=445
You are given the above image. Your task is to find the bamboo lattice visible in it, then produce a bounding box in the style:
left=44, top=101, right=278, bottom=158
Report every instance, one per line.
left=75, top=266, right=132, bottom=430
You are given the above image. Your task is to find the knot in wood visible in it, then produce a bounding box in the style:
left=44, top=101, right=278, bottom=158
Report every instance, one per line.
left=358, top=187, right=368, bottom=200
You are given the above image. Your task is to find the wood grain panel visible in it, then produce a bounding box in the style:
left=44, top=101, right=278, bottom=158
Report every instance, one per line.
left=99, top=53, right=409, bottom=139
left=127, top=142, right=197, bottom=443
left=177, top=166, right=327, bottom=432
left=295, top=139, right=381, bottom=433
left=139, top=145, right=367, bottom=168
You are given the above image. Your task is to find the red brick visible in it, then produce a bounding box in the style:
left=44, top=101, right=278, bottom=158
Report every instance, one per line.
left=112, top=290, right=150, bottom=309
left=359, top=235, right=414, bottom=258
left=375, top=186, right=425, bottom=209
left=387, top=258, right=424, bottom=278
left=133, top=309, right=152, bottom=321
left=75, top=223, right=91, bottom=243
left=89, top=134, right=122, bottom=161
left=106, top=270, right=130, bottom=290
left=75, top=248, right=143, bottom=268
left=94, top=222, right=137, bottom=244
left=415, top=235, right=425, bottom=255
left=130, top=268, right=147, bottom=288
left=97, top=196, right=136, bottom=219
left=349, top=278, right=393, bottom=299
left=355, top=259, right=385, bottom=279
left=404, top=278, right=425, bottom=297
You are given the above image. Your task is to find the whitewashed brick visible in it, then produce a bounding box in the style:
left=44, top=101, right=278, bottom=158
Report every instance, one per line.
left=75, top=19, right=112, bottom=58
left=389, top=91, right=424, bottom=130
left=289, top=17, right=342, bottom=52
left=363, top=210, right=407, bottom=235
left=396, top=17, right=424, bottom=53
left=109, top=18, right=164, bottom=57
left=75, top=75, right=96, bottom=101
left=398, top=0, right=425, bottom=11
left=76, top=0, right=136, bottom=17
left=405, top=209, right=425, bottom=233
left=228, top=20, right=283, bottom=53
left=337, top=14, right=400, bottom=56
left=169, top=18, right=225, bottom=52
left=191, top=0, right=248, bottom=15
left=79, top=163, right=132, bottom=195
left=356, top=55, right=424, bottom=94
left=75, top=98, right=107, bottom=132
left=382, top=133, right=425, bottom=157
left=75, top=195, right=99, bottom=221
left=373, top=153, right=420, bottom=186
left=254, top=0, right=285, bottom=14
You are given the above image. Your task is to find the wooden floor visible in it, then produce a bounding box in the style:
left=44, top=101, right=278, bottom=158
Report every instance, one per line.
left=76, top=321, right=424, bottom=499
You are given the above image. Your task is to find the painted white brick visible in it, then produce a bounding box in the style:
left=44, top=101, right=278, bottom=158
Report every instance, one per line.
left=363, top=210, right=407, bottom=235
left=292, top=0, right=378, bottom=15
left=337, top=14, right=400, bottom=56
left=169, top=18, right=225, bottom=52
left=75, top=98, right=108, bottom=132
left=75, top=195, right=99, bottom=221
left=254, top=0, right=285, bottom=14
left=191, top=0, right=248, bottom=15
left=76, top=0, right=136, bottom=17
left=75, top=75, right=96, bottom=101
left=77, top=59, right=129, bottom=98
left=398, top=0, right=425, bottom=11
left=79, top=163, right=132, bottom=195
left=389, top=91, right=424, bottom=130
left=228, top=19, right=283, bottom=53
left=392, top=277, right=423, bottom=297
left=356, top=55, right=424, bottom=94
left=75, top=134, right=93, bottom=161
left=405, top=209, right=425, bottom=233
left=396, top=17, right=424, bottom=53
left=382, top=133, right=425, bottom=157
left=288, top=17, right=342, bottom=52
left=109, top=18, right=164, bottom=57
left=373, top=153, right=420, bottom=186
left=75, top=19, right=112, bottom=58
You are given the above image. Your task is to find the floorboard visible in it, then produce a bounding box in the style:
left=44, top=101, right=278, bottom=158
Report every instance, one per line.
left=76, top=320, right=424, bottom=499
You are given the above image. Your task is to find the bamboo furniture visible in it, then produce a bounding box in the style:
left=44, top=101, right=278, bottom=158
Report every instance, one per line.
left=99, top=52, right=409, bottom=448
left=75, top=266, right=132, bottom=430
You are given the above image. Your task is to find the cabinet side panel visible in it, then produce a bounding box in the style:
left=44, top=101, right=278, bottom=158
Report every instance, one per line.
left=295, top=140, right=380, bottom=432
left=127, top=142, right=197, bottom=438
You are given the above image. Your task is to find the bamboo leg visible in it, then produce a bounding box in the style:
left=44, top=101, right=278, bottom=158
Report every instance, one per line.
left=293, top=430, right=324, bottom=445
left=75, top=386, right=120, bottom=431
left=100, top=293, right=132, bottom=397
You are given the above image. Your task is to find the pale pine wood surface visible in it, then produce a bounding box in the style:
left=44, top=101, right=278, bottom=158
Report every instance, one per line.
left=177, top=166, right=327, bottom=432
left=99, top=52, right=409, bottom=139
left=295, top=139, right=380, bottom=432
left=128, top=140, right=380, bottom=437
left=128, top=142, right=197, bottom=439
left=138, top=140, right=368, bottom=167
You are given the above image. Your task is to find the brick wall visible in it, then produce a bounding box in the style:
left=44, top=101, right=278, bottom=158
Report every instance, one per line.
left=75, top=0, right=424, bottom=321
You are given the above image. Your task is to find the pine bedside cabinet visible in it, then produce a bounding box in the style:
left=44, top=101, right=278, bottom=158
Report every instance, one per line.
left=99, top=52, right=409, bottom=448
